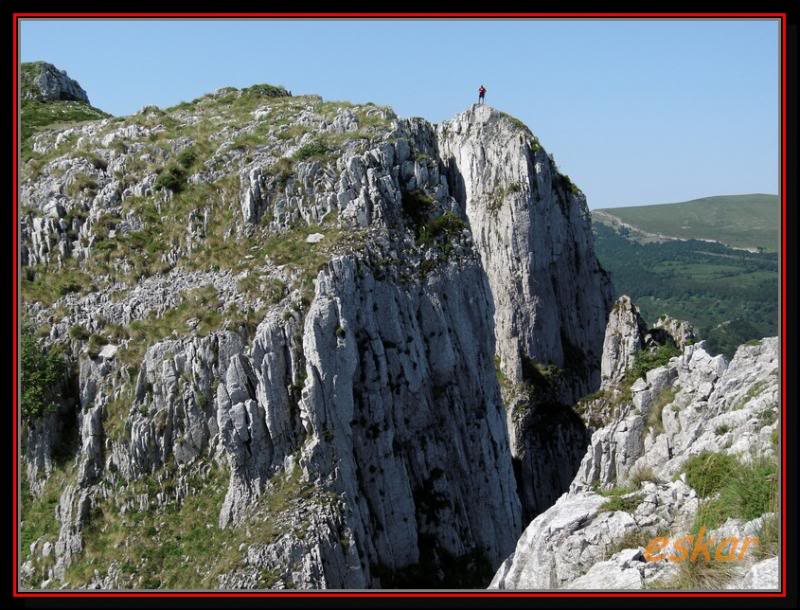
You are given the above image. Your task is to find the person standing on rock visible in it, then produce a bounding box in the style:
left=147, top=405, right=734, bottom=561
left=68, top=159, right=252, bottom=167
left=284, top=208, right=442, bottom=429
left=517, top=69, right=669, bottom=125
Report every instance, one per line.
left=478, top=84, right=486, bottom=105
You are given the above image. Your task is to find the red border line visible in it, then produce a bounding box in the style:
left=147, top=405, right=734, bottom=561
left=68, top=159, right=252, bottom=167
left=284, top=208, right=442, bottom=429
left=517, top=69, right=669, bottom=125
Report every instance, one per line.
left=12, top=11, right=788, bottom=599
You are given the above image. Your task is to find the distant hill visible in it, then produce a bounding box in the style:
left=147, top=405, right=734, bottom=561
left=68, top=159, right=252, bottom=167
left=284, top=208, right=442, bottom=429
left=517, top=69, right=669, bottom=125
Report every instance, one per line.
left=593, top=194, right=779, bottom=253
left=592, top=221, right=778, bottom=358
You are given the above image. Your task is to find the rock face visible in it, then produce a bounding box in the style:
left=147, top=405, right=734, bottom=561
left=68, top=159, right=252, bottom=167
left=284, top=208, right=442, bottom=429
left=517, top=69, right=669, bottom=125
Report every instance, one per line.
left=652, top=315, right=697, bottom=348
left=437, top=105, right=614, bottom=521
left=438, top=105, right=614, bottom=398
left=600, top=296, right=647, bottom=387
left=437, top=105, right=611, bottom=402
left=23, top=85, right=575, bottom=589
left=22, top=62, right=90, bottom=103
left=299, top=256, right=521, bottom=582
left=490, top=334, right=780, bottom=590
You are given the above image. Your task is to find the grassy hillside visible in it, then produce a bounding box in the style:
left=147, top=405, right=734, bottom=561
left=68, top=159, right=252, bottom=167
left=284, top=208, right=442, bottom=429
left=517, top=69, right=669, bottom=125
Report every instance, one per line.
left=593, top=222, right=778, bottom=358
left=19, top=62, right=110, bottom=159
left=21, top=100, right=110, bottom=158
left=595, top=194, right=779, bottom=252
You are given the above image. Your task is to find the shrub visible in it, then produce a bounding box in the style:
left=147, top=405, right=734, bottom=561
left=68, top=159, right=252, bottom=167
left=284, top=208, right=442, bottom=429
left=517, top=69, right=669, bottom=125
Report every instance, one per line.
left=556, top=173, right=581, bottom=195
left=176, top=147, right=197, bottom=170
left=417, top=212, right=467, bottom=250
left=75, top=150, right=107, bottom=171
left=402, top=190, right=435, bottom=230
left=628, top=465, right=661, bottom=488
left=293, top=140, right=329, bottom=162
left=682, top=451, right=739, bottom=498
left=623, top=343, right=681, bottom=388
left=154, top=165, right=186, bottom=193
left=240, top=83, right=291, bottom=99
left=336, top=325, right=346, bottom=338
left=66, top=173, right=98, bottom=197
left=68, top=325, right=90, bottom=341
left=600, top=492, right=644, bottom=513
left=86, top=333, right=109, bottom=358
left=268, top=158, right=294, bottom=188
left=757, top=407, right=778, bottom=427
left=20, top=323, right=65, bottom=420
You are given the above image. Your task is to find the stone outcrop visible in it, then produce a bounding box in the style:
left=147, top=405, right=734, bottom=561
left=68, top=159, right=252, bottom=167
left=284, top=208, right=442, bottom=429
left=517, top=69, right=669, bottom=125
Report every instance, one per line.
left=23, top=86, right=559, bottom=589
left=600, top=295, right=647, bottom=387
left=22, top=62, right=90, bottom=103
left=490, top=334, right=780, bottom=590
left=652, top=314, right=697, bottom=348
left=437, top=105, right=613, bottom=522
left=438, top=105, right=614, bottom=398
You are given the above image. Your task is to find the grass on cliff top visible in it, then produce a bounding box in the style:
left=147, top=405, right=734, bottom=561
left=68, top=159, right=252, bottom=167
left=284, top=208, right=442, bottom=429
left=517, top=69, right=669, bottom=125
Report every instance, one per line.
left=110, top=284, right=222, bottom=367
left=652, top=455, right=778, bottom=591
left=62, top=464, right=320, bottom=589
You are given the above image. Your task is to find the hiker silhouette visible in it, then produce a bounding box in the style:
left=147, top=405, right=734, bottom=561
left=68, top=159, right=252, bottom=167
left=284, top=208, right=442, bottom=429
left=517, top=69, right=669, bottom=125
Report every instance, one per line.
left=478, top=85, right=486, bottom=104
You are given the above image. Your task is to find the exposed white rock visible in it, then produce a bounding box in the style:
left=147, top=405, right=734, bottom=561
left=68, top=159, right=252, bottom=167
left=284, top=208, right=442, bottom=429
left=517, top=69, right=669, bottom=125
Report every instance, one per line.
left=98, top=344, right=118, bottom=359
left=437, top=105, right=614, bottom=521
left=437, top=104, right=613, bottom=397
left=23, top=62, right=90, bottom=103
left=490, top=335, right=780, bottom=590
left=600, top=296, right=647, bottom=387
left=728, top=556, right=779, bottom=590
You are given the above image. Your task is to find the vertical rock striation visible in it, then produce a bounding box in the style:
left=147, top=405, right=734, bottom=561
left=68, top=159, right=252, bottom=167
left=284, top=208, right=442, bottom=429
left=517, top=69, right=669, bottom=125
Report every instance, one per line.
left=437, top=104, right=613, bottom=398
left=437, top=104, right=614, bottom=520
left=600, top=295, right=648, bottom=387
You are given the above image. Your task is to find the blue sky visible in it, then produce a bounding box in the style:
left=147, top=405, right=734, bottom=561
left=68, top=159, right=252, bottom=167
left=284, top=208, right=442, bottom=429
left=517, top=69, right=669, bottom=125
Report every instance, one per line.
left=20, top=18, right=779, bottom=208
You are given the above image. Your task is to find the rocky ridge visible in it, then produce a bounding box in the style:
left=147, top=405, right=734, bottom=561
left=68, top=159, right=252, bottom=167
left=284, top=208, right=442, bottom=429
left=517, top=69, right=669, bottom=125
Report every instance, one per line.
left=20, top=68, right=612, bottom=590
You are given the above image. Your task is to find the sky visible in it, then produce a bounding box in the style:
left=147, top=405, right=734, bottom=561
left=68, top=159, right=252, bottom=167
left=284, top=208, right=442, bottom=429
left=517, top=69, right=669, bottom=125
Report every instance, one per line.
left=20, top=18, right=780, bottom=209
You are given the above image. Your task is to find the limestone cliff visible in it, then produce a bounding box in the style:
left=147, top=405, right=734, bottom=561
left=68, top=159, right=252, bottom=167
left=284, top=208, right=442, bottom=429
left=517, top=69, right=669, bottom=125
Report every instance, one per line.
left=438, top=105, right=614, bottom=519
